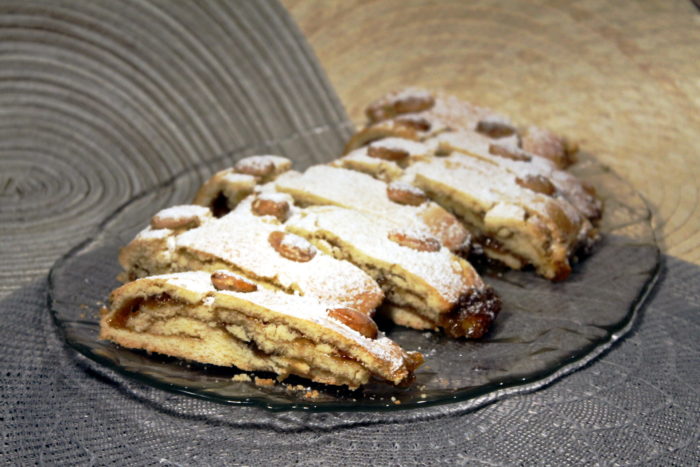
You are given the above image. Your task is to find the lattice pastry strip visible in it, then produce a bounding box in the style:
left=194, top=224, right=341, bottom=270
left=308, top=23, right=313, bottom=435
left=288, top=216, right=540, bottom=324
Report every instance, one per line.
left=284, top=205, right=500, bottom=339
left=275, top=165, right=471, bottom=255
left=405, top=153, right=590, bottom=280
left=118, top=198, right=384, bottom=316
left=346, top=88, right=576, bottom=169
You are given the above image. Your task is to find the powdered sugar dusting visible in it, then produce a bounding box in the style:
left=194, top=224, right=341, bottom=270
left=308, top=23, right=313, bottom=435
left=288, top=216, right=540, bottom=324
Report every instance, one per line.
left=258, top=192, right=292, bottom=203
left=369, top=137, right=428, bottom=156
left=276, top=165, right=442, bottom=237
left=174, top=197, right=382, bottom=313
left=388, top=181, right=425, bottom=198
left=279, top=232, right=315, bottom=254
left=154, top=205, right=211, bottom=222
left=136, top=227, right=172, bottom=240
left=234, top=155, right=291, bottom=174
left=287, top=206, right=476, bottom=305
left=221, top=172, right=256, bottom=185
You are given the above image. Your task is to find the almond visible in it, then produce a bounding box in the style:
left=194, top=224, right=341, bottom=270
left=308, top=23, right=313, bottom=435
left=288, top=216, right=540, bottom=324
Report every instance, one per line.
left=387, top=182, right=427, bottom=206
left=516, top=175, right=556, bottom=196
left=252, top=196, right=290, bottom=222
left=395, top=115, right=432, bottom=132
left=488, top=143, right=532, bottom=162
left=521, top=126, right=569, bottom=168
left=394, top=93, right=435, bottom=115
left=211, top=270, right=258, bottom=293
left=476, top=117, right=516, bottom=138
left=268, top=231, right=316, bottom=262
left=327, top=307, right=378, bottom=339
left=419, top=204, right=471, bottom=253
left=367, top=143, right=409, bottom=161
left=234, top=156, right=275, bottom=178
left=366, top=90, right=435, bottom=122
left=545, top=203, right=576, bottom=237
left=150, top=205, right=210, bottom=230
left=388, top=229, right=441, bottom=252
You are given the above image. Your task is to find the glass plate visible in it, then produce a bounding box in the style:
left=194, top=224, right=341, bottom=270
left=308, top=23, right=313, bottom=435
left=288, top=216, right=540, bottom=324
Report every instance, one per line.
left=48, top=153, right=659, bottom=411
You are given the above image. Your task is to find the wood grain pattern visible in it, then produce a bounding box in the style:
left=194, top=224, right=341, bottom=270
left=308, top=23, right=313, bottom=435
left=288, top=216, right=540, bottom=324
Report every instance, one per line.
left=283, top=0, right=700, bottom=264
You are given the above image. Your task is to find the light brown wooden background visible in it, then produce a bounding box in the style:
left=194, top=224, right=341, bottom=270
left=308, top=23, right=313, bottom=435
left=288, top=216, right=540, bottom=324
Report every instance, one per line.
left=283, top=0, right=700, bottom=264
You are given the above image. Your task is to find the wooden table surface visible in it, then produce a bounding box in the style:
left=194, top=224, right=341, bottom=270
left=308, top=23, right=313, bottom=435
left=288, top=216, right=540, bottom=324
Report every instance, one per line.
left=283, top=0, right=700, bottom=264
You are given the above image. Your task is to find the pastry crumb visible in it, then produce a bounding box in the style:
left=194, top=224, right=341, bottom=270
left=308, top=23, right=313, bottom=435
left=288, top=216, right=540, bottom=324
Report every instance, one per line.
left=254, top=377, right=275, bottom=387
left=231, top=373, right=252, bottom=382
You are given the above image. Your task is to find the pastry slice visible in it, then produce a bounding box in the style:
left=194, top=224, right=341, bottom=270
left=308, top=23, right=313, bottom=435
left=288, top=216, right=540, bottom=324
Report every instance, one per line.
left=119, top=198, right=384, bottom=315
left=194, top=155, right=292, bottom=216
left=404, top=153, right=591, bottom=280
left=100, top=271, right=423, bottom=388
left=431, top=131, right=602, bottom=221
left=347, top=88, right=575, bottom=168
left=285, top=205, right=500, bottom=338
left=275, top=165, right=471, bottom=254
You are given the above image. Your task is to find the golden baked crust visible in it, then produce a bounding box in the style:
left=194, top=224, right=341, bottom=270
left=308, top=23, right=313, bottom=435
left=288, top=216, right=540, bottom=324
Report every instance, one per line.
left=100, top=271, right=423, bottom=388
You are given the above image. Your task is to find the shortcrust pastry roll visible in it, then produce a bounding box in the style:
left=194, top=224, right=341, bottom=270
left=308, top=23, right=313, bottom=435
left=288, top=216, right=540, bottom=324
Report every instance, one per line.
left=347, top=88, right=576, bottom=168
left=403, top=152, right=590, bottom=280
left=275, top=165, right=471, bottom=255
left=285, top=205, right=500, bottom=339
left=100, top=271, right=422, bottom=388
left=194, top=155, right=292, bottom=216
left=118, top=198, right=384, bottom=316
left=429, top=131, right=601, bottom=221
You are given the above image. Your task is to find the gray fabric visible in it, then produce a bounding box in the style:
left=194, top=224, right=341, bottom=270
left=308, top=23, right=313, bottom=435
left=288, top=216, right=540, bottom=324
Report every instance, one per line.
left=0, top=1, right=698, bottom=465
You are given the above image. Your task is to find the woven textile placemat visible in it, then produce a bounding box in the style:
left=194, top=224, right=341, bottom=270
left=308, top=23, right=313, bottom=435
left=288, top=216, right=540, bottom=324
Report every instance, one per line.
left=1, top=1, right=697, bottom=464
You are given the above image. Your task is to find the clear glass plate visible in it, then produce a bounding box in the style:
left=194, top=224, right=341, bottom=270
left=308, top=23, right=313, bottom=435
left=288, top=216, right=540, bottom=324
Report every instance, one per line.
left=48, top=153, right=659, bottom=411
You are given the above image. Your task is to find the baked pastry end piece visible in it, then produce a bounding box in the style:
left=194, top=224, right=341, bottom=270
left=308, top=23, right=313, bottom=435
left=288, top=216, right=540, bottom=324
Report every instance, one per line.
left=382, top=285, right=500, bottom=339
left=100, top=271, right=423, bottom=388
left=194, top=155, right=292, bottom=216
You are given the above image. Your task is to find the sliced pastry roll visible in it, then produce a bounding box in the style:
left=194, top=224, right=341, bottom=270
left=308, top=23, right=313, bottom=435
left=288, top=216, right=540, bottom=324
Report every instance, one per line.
left=118, top=198, right=384, bottom=316
left=346, top=88, right=576, bottom=169
left=285, top=205, right=500, bottom=338
left=404, top=152, right=596, bottom=280
left=275, top=165, right=471, bottom=254
left=430, top=131, right=601, bottom=221
left=100, top=271, right=423, bottom=388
